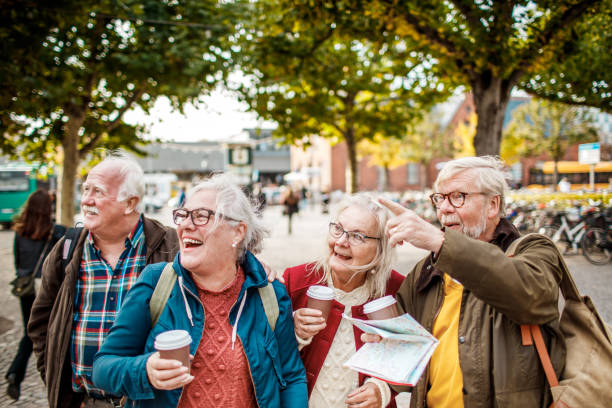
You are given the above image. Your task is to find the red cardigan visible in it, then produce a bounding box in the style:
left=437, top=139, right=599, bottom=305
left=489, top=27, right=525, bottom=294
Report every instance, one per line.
left=283, top=263, right=405, bottom=407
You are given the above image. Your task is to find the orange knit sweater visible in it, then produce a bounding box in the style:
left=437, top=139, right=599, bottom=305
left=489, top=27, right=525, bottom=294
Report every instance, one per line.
left=178, top=267, right=257, bottom=407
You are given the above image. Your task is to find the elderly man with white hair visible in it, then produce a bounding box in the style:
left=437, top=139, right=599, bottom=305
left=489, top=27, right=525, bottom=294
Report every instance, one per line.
left=374, top=156, right=566, bottom=408
left=29, top=155, right=179, bottom=408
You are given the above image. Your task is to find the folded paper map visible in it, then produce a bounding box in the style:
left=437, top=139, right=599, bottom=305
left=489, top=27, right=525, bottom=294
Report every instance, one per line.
left=343, top=313, right=438, bottom=386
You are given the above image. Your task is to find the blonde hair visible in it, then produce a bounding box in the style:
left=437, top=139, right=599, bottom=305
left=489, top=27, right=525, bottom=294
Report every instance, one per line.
left=434, top=156, right=508, bottom=216
left=311, top=193, right=395, bottom=299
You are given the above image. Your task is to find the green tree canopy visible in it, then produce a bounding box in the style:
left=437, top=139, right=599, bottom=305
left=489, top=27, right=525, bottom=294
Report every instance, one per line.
left=519, top=10, right=612, bottom=112
left=1, top=0, right=241, bottom=224
left=236, top=3, right=450, bottom=192
left=276, top=0, right=610, bottom=156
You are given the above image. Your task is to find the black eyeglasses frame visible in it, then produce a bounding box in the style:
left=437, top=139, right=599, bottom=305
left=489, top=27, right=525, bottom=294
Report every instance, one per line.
left=172, top=207, right=240, bottom=226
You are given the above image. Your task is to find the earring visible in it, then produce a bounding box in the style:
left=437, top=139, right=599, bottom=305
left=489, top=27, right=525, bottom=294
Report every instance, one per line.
left=232, top=242, right=237, bottom=248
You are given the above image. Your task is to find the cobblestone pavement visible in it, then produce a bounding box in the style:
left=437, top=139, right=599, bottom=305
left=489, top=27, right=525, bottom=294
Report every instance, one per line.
left=0, top=203, right=610, bottom=407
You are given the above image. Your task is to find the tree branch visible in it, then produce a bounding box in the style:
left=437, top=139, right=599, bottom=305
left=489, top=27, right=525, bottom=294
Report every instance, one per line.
left=516, top=0, right=601, bottom=70
left=105, top=89, right=144, bottom=133
left=522, top=87, right=612, bottom=113
left=80, top=89, right=143, bottom=155
left=380, top=0, right=462, bottom=59
left=449, top=0, right=484, bottom=34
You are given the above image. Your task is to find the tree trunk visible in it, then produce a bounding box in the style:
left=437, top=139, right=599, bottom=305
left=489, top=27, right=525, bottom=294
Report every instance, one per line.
left=553, top=160, right=560, bottom=191
left=471, top=74, right=516, bottom=156
left=345, top=127, right=358, bottom=193
left=58, top=113, right=84, bottom=226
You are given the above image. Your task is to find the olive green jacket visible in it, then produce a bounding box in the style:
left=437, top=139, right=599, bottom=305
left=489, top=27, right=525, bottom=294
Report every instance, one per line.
left=395, top=219, right=566, bottom=408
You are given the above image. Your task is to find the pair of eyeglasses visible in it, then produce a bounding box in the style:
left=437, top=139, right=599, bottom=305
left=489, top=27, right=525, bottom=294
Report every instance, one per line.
left=429, top=192, right=486, bottom=209
left=328, top=222, right=380, bottom=246
left=172, top=207, right=239, bottom=226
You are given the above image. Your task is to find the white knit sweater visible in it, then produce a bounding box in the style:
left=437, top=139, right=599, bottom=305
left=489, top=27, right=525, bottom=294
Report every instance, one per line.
left=305, top=281, right=391, bottom=408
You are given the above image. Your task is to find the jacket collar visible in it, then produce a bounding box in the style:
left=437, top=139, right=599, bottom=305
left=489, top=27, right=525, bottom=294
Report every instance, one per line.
left=142, top=216, right=173, bottom=261
left=173, top=250, right=268, bottom=296
left=416, top=218, right=520, bottom=292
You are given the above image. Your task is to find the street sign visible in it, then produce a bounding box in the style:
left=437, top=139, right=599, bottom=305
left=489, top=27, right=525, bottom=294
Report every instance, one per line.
left=578, top=143, right=601, bottom=165
left=578, top=143, right=600, bottom=191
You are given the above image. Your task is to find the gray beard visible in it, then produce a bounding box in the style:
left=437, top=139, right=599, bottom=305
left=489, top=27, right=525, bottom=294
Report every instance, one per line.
left=440, top=211, right=488, bottom=240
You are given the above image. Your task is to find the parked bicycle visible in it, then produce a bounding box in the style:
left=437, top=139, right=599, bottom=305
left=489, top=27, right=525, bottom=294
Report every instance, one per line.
left=538, top=207, right=601, bottom=255
left=581, top=209, right=612, bottom=265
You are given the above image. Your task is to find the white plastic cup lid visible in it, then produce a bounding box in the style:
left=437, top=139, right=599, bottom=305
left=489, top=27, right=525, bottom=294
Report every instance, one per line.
left=363, top=295, right=397, bottom=314
left=154, top=330, right=192, bottom=350
left=307, top=285, right=334, bottom=300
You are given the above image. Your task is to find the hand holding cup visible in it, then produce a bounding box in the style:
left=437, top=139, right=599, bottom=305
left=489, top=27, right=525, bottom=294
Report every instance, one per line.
left=294, top=285, right=335, bottom=340
left=147, top=330, right=194, bottom=390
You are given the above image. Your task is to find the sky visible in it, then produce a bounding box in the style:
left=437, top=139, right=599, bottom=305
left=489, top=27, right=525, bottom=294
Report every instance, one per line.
left=124, top=89, right=276, bottom=143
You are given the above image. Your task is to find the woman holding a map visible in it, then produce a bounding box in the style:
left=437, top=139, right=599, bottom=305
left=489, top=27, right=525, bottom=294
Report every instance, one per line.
left=283, top=193, right=404, bottom=408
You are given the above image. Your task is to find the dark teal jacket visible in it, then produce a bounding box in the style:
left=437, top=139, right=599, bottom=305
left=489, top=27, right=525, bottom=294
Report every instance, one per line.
left=92, top=252, right=308, bottom=407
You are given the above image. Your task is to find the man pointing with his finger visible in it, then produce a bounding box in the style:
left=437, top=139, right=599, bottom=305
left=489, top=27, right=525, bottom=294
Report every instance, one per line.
left=377, top=156, right=565, bottom=408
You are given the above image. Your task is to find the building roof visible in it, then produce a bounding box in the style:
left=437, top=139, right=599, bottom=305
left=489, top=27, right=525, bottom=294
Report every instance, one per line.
left=134, top=142, right=225, bottom=173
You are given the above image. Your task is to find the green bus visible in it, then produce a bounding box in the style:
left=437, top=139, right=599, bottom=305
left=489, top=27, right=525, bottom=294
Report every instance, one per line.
left=0, top=163, right=39, bottom=228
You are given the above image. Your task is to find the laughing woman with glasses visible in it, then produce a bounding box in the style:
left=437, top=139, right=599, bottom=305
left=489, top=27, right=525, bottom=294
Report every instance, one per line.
left=92, top=174, right=307, bottom=408
left=283, top=193, right=405, bottom=408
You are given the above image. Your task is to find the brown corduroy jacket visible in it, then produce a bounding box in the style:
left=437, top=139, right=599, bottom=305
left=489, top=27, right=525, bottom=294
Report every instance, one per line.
left=28, top=216, right=179, bottom=408
left=393, top=219, right=566, bottom=408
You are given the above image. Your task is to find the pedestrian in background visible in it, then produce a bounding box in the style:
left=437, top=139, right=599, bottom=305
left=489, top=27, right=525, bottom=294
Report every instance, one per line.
left=6, top=190, right=66, bottom=400
left=282, top=187, right=300, bottom=234
left=177, top=186, right=186, bottom=208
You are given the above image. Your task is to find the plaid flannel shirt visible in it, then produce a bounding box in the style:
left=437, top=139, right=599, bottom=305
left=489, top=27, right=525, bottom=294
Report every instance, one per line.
left=70, top=217, right=146, bottom=397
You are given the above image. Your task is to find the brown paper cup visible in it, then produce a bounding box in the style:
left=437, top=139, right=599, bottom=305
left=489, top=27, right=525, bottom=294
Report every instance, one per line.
left=158, top=345, right=191, bottom=371
left=307, top=297, right=333, bottom=320
left=154, top=330, right=192, bottom=372
left=364, top=295, right=399, bottom=320
left=306, top=285, right=335, bottom=320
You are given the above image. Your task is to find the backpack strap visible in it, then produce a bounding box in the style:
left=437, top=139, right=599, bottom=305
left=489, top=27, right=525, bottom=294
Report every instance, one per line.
left=149, top=263, right=278, bottom=331
left=150, top=263, right=177, bottom=327
left=62, top=227, right=83, bottom=270
left=258, top=283, right=279, bottom=331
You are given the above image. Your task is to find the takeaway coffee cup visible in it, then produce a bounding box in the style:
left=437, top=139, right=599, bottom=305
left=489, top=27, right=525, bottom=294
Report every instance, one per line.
left=363, top=295, right=399, bottom=320
left=306, top=285, right=335, bottom=320
left=154, top=330, right=192, bottom=371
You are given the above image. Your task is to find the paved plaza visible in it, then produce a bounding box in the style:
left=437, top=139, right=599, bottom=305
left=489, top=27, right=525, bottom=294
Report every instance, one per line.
left=0, top=203, right=609, bottom=407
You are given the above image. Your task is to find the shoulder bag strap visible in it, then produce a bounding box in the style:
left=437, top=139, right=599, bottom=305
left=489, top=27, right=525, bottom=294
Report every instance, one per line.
left=258, top=283, right=279, bottom=331
left=520, top=325, right=560, bottom=389
left=506, top=233, right=581, bottom=301
left=150, top=263, right=177, bottom=328
left=508, top=234, right=565, bottom=391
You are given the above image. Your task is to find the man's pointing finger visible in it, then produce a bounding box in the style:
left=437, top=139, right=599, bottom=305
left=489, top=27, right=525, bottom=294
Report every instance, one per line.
left=378, top=197, right=407, bottom=215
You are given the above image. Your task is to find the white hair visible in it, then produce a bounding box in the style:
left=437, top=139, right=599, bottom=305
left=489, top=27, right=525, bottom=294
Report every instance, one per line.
left=98, top=155, right=145, bottom=213
left=434, top=156, right=508, bottom=216
left=312, top=192, right=395, bottom=299
left=190, top=174, right=269, bottom=260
